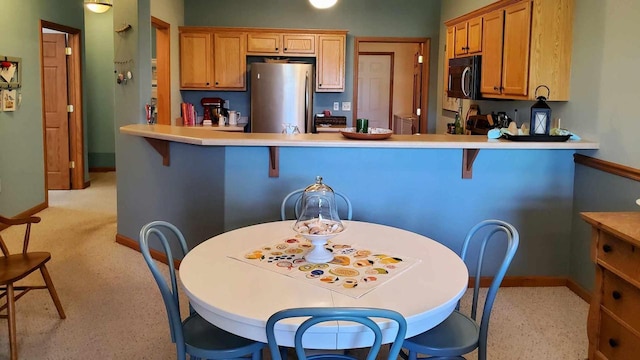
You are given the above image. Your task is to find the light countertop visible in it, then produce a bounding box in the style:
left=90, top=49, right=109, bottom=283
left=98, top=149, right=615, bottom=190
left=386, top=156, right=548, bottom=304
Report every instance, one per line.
left=121, top=124, right=599, bottom=150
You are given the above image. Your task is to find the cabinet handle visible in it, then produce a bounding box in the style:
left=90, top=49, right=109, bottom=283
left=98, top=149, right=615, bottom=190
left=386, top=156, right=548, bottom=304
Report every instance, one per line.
left=612, top=291, right=621, bottom=300
left=275, top=47, right=279, bottom=51
left=608, top=338, right=618, bottom=348
left=603, top=244, right=612, bottom=253
left=284, top=47, right=288, bottom=51
left=319, top=84, right=322, bottom=87
left=215, top=82, right=219, bottom=86
left=493, top=86, right=499, bottom=91
left=206, top=82, right=210, bottom=86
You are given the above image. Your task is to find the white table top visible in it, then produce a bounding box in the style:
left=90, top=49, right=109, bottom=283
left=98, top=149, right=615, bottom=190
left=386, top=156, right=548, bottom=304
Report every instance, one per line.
left=179, top=220, right=468, bottom=349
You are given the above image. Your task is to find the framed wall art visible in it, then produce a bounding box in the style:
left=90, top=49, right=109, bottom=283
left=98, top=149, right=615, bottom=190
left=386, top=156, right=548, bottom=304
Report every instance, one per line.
left=0, top=56, right=22, bottom=90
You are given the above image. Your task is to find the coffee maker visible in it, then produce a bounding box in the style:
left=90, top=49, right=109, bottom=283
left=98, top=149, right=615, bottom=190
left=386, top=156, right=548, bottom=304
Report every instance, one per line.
left=201, top=97, right=227, bottom=125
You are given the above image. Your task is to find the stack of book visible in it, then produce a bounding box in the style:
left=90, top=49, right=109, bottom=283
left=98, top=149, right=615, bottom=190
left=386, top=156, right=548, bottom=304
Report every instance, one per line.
left=180, top=102, right=197, bottom=126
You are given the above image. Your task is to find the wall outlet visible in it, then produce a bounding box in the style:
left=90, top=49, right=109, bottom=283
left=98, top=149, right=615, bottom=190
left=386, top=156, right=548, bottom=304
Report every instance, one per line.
left=333, top=102, right=340, bottom=111
left=342, top=102, right=351, bottom=111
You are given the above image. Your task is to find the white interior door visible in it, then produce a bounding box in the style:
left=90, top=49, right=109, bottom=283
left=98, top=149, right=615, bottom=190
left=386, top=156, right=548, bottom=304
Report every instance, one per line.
left=357, top=55, right=392, bottom=129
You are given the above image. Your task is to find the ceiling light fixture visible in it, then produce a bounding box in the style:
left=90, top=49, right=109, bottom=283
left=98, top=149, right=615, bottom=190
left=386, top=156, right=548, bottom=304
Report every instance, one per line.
left=309, top=0, right=338, bottom=9
left=85, top=0, right=113, bottom=14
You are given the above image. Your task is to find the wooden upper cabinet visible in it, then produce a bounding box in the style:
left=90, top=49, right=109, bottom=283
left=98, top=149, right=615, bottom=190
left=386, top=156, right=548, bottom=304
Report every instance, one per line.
left=454, top=16, right=483, bottom=57
left=528, top=0, right=575, bottom=100
left=480, top=9, right=504, bottom=95
left=317, top=34, right=345, bottom=92
left=247, top=33, right=281, bottom=54
left=179, top=27, right=346, bottom=92
left=179, top=31, right=213, bottom=89
left=449, top=0, right=574, bottom=100
left=213, top=32, right=246, bottom=90
left=283, top=34, right=316, bottom=55
left=247, top=33, right=316, bottom=55
left=501, top=1, right=531, bottom=97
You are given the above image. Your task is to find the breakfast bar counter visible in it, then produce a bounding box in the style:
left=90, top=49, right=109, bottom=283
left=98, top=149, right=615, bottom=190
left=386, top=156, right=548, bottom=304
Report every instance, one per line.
left=120, top=124, right=599, bottom=180
left=116, top=122, right=598, bottom=282
left=120, top=124, right=599, bottom=149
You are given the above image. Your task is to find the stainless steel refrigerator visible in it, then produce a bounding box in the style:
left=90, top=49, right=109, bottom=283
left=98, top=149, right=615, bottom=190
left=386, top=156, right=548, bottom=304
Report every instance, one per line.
left=250, top=62, right=314, bottom=133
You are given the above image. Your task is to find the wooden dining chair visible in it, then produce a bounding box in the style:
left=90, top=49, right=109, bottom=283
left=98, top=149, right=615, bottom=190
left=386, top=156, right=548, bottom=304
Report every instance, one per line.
left=400, top=219, right=519, bottom=360
left=280, top=189, right=353, bottom=221
left=0, top=215, right=66, bottom=360
left=266, top=307, right=407, bottom=360
left=139, top=220, right=266, bottom=360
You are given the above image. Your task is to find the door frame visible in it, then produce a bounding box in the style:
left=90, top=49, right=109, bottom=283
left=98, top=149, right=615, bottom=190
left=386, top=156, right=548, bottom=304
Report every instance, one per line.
left=151, top=16, right=171, bottom=125
left=354, top=37, right=430, bottom=133
left=357, top=52, right=394, bottom=129
left=40, top=20, right=85, bottom=194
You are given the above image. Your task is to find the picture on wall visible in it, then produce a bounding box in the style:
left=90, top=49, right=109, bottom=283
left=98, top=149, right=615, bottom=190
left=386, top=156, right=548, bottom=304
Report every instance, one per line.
left=0, top=56, right=21, bottom=90
left=2, top=89, right=17, bottom=111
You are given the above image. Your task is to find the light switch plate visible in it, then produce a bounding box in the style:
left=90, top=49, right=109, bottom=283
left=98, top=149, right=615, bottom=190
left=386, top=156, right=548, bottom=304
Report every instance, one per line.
left=333, top=102, right=340, bottom=111
left=342, top=102, right=351, bottom=111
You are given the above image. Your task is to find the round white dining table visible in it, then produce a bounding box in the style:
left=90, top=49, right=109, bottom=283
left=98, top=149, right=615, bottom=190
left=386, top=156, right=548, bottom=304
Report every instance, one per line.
left=179, top=220, right=468, bottom=349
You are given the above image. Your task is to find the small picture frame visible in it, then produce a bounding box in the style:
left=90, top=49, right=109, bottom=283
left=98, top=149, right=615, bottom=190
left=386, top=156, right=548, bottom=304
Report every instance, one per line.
left=1, top=89, right=17, bottom=111
left=0, top=56, right=22, bottom=90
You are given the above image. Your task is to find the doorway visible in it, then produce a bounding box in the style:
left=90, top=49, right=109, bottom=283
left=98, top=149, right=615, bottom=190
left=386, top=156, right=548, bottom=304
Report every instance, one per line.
left=358, top=53, right=393, bottom=129
left=353, top=37, right=430, bottom=133
left=151, top=17, right=171, bottom=125
left=40, top=21, right=84, bottom=192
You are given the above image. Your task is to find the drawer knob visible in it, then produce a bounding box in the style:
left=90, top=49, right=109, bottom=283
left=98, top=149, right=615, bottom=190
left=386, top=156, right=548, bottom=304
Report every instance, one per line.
left=609, top=338, right=618, bottom=348
left=612, top=291, right=621, bottom=300
left=603, top=244, right=612, bottom=253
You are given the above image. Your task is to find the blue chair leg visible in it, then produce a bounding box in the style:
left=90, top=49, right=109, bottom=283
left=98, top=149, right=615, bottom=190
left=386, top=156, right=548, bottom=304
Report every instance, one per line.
left=279, top=346, right=288, bottom=360
left=252, top=348, right=262, bottom=360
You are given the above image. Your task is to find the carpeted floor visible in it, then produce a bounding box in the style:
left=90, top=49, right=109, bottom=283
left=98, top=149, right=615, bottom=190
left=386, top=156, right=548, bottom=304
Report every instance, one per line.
left=0, top=172, right=589, bottom=359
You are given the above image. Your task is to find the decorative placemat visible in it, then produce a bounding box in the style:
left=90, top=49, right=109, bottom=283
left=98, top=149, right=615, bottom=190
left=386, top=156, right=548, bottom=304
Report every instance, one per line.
left=231, top=235, right=420, bottom=298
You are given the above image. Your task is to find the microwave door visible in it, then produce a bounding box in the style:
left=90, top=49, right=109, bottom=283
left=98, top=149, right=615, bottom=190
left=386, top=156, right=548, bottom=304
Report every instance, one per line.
left=447, top=64, right=465, bottom=98
left=462, top=66, right=471, bottom=98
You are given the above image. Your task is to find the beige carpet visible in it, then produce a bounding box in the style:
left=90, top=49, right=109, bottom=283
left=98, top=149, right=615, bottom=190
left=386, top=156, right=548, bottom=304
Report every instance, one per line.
left=0, top=172, right=589, bottom=359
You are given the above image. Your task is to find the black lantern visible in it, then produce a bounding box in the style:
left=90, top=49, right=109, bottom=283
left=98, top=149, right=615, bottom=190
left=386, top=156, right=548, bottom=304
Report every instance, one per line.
left=530, top=85, right=551, bottom=135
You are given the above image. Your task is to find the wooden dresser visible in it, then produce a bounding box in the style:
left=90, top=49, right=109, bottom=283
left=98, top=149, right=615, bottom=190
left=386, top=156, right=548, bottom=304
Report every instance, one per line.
left=581, top=212, right=640, bottom=360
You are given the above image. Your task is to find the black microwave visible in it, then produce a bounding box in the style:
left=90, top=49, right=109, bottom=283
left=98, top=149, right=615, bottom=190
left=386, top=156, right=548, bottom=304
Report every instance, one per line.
left=447, top=55, right=481, bottom=100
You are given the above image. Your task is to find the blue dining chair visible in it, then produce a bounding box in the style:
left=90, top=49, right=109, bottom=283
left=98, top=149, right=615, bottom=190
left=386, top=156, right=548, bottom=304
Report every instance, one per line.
left=400, top=219, right=519, bottom=360
left=139, top=221, right=266, bottom=360
left=266, top=307, right=407, bottom=360
left=280, top=189, right=353, bottom=221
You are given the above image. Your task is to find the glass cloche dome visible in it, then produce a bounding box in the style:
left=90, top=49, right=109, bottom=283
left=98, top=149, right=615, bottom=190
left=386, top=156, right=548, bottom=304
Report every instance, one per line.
left=292, top=176, right=345, bottom=264
left=293, top=176, right=344, bottom=235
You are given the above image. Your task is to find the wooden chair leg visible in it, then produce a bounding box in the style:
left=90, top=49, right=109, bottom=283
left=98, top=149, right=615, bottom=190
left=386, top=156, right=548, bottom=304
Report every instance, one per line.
left=40, top=265, right=66, bottom=319
left=7, top=283, right=17, bottom=360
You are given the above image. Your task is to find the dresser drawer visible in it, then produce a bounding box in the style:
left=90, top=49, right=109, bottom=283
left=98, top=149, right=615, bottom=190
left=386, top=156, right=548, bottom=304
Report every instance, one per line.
left=597, top=232, right=640, bottom=283
left=598, top=311, right=640, bottom=359
left=602, top=271, right=640, bottom=333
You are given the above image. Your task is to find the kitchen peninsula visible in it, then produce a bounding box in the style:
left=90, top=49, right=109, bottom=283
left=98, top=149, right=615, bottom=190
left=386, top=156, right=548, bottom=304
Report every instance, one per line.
left=118, top=123, right=597, bottom=282
left=121, top=123, right=598, bottom=178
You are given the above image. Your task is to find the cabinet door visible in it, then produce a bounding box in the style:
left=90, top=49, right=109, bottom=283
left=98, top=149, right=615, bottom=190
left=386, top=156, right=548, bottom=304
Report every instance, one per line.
left=213, top=32, right=247, bottom=90
left=501, top=1, right=531, bottom=97
left=247, top=33, right=281, bottom=54
left=480, top=10, right=504, bottom=95
left=442, top=26, right=458, bottom=112
left=317, top=34, right=345, bottom=92
left=454, top=22, right=468, bottom=57
left=467, top=17, right=483, bottom=54
left=283, top=34, right=316, bottom=55
left=179, top=31, right=213, bottom=89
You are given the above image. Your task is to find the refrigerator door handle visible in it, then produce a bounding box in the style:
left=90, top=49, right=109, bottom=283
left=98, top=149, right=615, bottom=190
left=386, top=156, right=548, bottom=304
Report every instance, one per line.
left=305, top=71, right=310, bottom=133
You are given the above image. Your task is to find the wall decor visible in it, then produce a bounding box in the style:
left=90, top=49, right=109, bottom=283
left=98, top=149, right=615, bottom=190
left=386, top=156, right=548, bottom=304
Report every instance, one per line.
left=2, top=89, right=17, bottom=111
left=0, top=56, right=21, bottom=90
